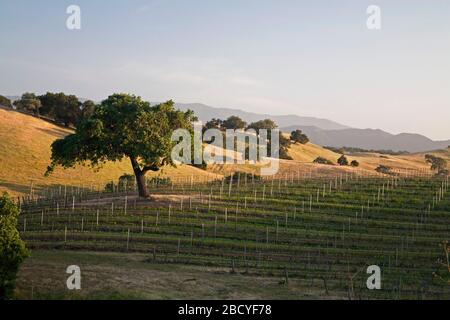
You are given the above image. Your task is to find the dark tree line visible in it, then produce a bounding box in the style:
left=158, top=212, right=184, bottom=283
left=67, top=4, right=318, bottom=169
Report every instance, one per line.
left=5, top=92, right=96, bottom=127
left=0, top=95, right=12, bottom=108
left=203, top=116, right=311, bottom=160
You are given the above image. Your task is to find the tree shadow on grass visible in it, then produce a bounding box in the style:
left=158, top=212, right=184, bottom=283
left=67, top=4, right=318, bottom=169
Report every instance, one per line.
left=0, top=180, right=30, bottom=196
left=35, top=127, right=70, bottom=139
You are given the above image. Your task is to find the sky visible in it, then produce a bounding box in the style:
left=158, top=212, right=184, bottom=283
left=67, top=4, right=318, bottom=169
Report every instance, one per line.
left=1, top=0, right=449, bottom=140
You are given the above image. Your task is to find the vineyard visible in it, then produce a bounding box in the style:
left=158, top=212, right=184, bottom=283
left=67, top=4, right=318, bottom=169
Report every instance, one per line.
left=17, top=170, right=450, bottom=299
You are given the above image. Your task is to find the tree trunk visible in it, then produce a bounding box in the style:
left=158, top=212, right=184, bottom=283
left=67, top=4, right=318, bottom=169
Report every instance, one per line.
left=135, top=170, right=148, bottom=198
left=130, top=157, right=149, bottom=198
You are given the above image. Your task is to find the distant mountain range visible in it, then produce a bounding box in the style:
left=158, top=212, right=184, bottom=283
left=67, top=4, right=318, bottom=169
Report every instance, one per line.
left=281, top=126, right=450, bottom=153
left=173, top=103, right=348, bottom=131
left=174, top=103, right=450, bottom=153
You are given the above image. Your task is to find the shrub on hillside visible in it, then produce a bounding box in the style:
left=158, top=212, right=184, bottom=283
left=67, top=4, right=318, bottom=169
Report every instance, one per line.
left=148, top=177, right=172, bottom=186
left=105, top=174, right=172, bottom=192
left=105, top=174, right=136, bottom=192
left=224, top=172, right=261, bottom=183
left=313, top=157, right=334, bottom=165
left=0, top=193, right=28, bottom=300
left=375, top=165, right=398, bottom=176
left=350, top=160, right=360, bottom=167
left=290, top=129, right=309, bottom=144
left=337, top=155, right=349, bottom=166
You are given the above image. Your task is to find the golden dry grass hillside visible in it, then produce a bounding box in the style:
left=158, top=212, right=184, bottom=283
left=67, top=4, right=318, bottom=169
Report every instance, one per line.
left=0, top=108, right=220, bottom=197
left=287, top=141, right=449, bottom=175
left=0, top=107, right=448, bottom=197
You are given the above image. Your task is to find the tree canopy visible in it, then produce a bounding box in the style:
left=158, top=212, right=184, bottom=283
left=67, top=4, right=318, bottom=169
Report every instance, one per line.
left=204, top=118, right=223, bottom=131
left=46, top=94, right=195, bottom=197
left=202, top=116, right=292, bottom=160
left=222, top=116, right=247, bottom=130
left=247, top=119, right=277, bottom=131
left=337, top=155, right=349, bottom=166
left=0, top=95, right=12, bottom=108
left=290, top=129, right=309, bottom=144
left=80, top=100, right=97, bottom=119
left=38, top=92, right=82, bottom=126
left=13, top=93, right=41, bottom=116
left=425, top=154, right=448, bottom=176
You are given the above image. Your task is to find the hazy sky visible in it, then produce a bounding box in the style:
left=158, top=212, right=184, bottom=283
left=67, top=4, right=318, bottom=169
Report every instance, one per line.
left=1, top=0, right=449, bottom=140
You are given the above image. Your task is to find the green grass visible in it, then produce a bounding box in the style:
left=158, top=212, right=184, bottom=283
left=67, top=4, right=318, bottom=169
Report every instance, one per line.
left=15, top=175, right=450, bottom=300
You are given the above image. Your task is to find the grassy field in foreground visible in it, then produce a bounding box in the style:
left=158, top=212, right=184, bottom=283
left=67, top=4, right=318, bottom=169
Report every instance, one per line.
left=16, top=250, right=334, bottom=300
left=16, top=175, right=450, bottom=300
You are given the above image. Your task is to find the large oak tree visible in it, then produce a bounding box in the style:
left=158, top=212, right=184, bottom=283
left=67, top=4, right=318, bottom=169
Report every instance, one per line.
left=46, top=94, right=195, bottom=198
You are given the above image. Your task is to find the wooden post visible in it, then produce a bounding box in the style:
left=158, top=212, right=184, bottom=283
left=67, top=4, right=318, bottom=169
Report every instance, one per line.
left=285, top=211, right=288, bottom=229
left=208, top=193, right=211, bottom=212
left=276, top=220, right=279, bottom=242
left=126, top=228, right=130, bottom=251
left=168, top=205, right=171, bottom=224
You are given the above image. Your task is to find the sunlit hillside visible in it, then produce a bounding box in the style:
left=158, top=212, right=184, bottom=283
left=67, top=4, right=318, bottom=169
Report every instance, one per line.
left=0, top=108, right=220, bottom=197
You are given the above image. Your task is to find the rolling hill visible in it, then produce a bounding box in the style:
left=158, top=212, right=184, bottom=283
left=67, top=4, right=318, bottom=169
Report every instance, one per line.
left=0, top=107, right=447, bottom=197
left=0, top=107, right=220, bottom=197
left=7, top=96, right=448, bottom=152
left=287, top=141, right=449, bottom=173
